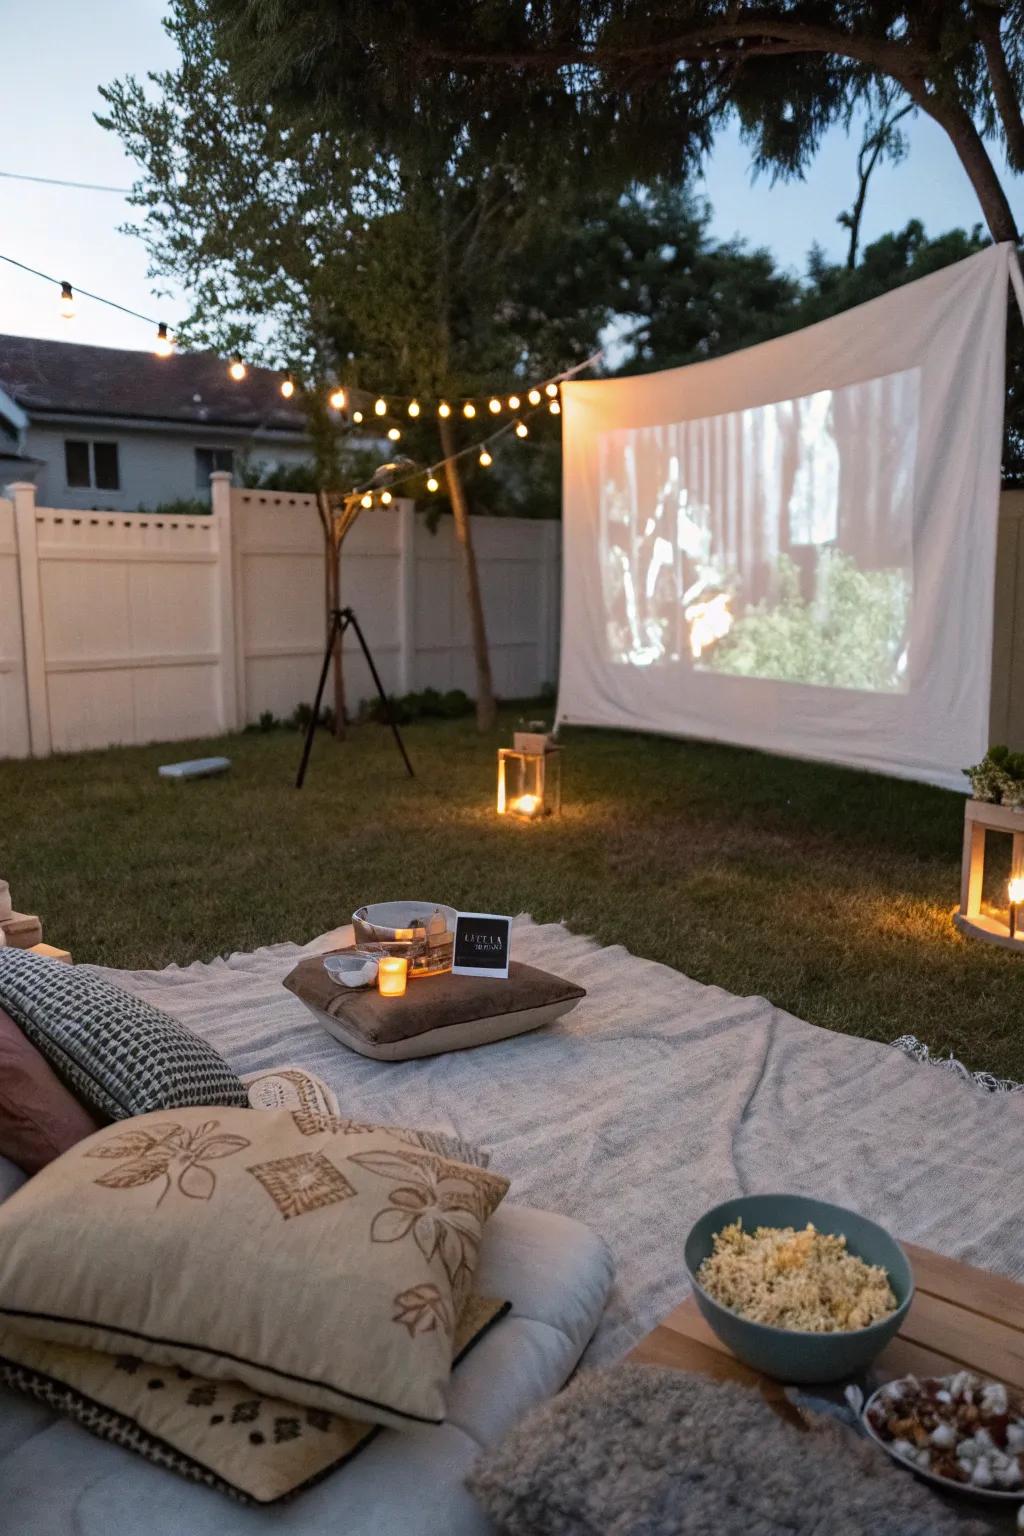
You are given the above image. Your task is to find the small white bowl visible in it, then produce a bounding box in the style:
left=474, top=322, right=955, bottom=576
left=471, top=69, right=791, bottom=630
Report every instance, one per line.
left=323, top=953, right=379, bottom=989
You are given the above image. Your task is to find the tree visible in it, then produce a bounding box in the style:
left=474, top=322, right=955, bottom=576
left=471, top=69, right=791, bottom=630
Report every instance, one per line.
left=99, top=2, right=612, bottom=734
left=837, top=85, right=914, bottom=267
left=202, top=1, right=1024, bottom=245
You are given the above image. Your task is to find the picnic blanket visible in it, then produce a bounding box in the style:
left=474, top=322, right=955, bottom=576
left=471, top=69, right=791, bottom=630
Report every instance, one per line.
left=97, top=917, right=1024, bottom=1366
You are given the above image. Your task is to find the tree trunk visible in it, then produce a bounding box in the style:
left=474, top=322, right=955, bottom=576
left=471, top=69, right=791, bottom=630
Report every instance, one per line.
left=898, top=76, right=1019, bottom=243
left=439, top=416, right=497, bottom=731
left=319, top=490, right=346, bottom=739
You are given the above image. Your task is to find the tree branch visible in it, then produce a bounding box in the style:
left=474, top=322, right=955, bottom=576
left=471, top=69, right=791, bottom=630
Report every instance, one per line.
left=974, top=1, right=1024, bottom=174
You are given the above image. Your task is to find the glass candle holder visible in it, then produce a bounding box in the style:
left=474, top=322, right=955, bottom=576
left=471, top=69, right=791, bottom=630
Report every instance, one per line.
left=377, top=955, right=408, bottom=997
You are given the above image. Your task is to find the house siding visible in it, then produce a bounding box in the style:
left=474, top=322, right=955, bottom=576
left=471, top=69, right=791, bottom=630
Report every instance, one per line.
left=23, top=421, right=311, bottom=510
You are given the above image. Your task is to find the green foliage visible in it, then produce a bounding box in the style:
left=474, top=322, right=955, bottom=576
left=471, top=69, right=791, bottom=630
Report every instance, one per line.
left=136, top=496, right=212, bottom=518
left=286, top=702, right=336, bottom=735
left=705, top=551, right=910, bottom=694
left=964, top=745, right=1024, bottom=804
left=199, top=1, right=1024, bottom=242
left=357, top=688, right=474, bottom=725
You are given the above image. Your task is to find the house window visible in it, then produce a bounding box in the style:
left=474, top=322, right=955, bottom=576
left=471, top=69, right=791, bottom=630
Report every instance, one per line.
left=195, top=447, right=235, bottom=488
left=64, top=439, right=120, bottom=491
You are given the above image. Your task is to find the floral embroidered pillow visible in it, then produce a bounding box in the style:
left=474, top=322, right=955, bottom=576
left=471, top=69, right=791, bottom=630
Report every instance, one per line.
left=0, top=1108, right=509, bottom=1432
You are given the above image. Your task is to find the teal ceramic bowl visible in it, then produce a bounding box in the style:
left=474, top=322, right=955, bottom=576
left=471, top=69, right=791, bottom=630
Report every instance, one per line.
left=684, top=1193, right=914, bottom=1384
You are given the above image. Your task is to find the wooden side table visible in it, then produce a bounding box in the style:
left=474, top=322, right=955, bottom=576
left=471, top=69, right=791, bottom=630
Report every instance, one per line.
left=630, top=1243, right=1024, bottom=1530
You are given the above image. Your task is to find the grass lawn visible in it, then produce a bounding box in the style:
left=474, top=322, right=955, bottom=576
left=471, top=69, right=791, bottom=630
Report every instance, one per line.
left=4, top=712, right=1024, bottom=1079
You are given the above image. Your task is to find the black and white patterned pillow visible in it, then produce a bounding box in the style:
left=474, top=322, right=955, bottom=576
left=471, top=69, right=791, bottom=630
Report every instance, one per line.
left=0, top=950, right=248, bottom=1120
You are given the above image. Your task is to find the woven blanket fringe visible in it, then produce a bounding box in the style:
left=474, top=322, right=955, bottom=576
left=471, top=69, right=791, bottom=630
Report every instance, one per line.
left=891, top=1035, right=1024, bottom=1094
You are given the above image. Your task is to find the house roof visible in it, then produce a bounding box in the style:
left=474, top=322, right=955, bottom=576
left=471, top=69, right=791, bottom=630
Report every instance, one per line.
left=0, top=335, right=308, bottom=435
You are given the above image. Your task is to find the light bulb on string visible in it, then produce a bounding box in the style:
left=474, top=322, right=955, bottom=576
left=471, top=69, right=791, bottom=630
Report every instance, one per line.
left=353, top=410, right=364, bottom=424
left=463, top=402, right=476, bottom=419
left=387, top=427, right=401, bottom=442
left=438, top=401, right=451, bottom=418
left=549, top=400, right=561, bottom=415
left=527, top=388, right=541, bottom=405
left=515, top=420, right=528, bottom=438
left=59, top=281, right=75, bottom=321
left=408, top=400, right=420, bottom=418
left=380, top=489, right=393, bottom=505
left=488, top=398, right=501, bottom=414
left=329, top=387, right=346, bottom=410
left=360, top=493, right=373, bottom=509
left=374, top=397, right=387, bottom=416
left=426, top=474, right=439, bottom=493
left=154, top=323, right=173, bottom=359
left=228, top=357, right=247, bottom=381
left=508, top=394, right=520, bottom=410
left=479, top=448, right=493, bottom=467
left=280, top=374, right=295, bottom=399
left=545, top=383, right=558, bottom=398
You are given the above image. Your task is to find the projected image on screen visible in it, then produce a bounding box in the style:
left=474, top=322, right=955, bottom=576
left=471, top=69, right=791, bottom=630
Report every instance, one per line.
left=598, top=369, right=919, bottom=692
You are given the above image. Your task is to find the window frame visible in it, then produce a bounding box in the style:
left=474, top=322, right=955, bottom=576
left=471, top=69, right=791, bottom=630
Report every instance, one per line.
left=63, top=438, right=121, bottom=492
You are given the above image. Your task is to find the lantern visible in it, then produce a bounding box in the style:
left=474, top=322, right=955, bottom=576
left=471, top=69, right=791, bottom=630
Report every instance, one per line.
left=955, top=798, right=1024, bottom=950
left=497, top=731, right=562, bottom=820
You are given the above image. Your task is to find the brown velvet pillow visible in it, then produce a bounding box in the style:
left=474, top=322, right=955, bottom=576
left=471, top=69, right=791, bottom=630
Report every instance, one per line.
left=284, top=956, right=586, bottom=1061
left=0, top=1007, right=100, bottom=1174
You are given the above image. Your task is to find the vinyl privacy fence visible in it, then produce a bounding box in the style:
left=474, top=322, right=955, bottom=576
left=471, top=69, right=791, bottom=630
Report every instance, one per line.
left=0, top=475, right=560, bottom=759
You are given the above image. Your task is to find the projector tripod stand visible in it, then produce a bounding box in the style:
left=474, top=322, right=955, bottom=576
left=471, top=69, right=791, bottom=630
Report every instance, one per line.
left=295, top=606, right=415, bottom=788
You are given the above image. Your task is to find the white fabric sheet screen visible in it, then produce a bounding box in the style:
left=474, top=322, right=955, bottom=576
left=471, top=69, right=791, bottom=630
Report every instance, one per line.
left=558, top=244, right=1012, bottom=790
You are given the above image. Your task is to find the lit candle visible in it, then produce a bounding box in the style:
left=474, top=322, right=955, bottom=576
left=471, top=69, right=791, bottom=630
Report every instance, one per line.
left=378, top=955, right=408, bottom=997
left=1009, top=876, right=1024, bottom=939
left=511, top=793, right=539, bottom=817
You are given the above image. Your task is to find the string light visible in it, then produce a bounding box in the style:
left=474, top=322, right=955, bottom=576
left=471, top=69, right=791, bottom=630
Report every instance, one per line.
left=353, top=409, right=364, bottom=423
left=438, top=401, right=451, bottom=418
left=488, top=397, right=501, bottom=414
left=374, top=397, right=387, bottom=416
left=280, top=373, right=295, bottom=399
left=59, top=281, right=75, bottom=321
left=545, top=383, right=558, bottom=398
left=479, top=448, right=493, bottom=467
left=329, top=387, right=346, bottom=410
left=463, top=401, right=476, bottom=419
left=527, top=388, right=541, bottom=405
left=426, top=474, right=439, bottom=493
left=154, top=322, right=173, bottom=359
left=380, top=489, right=393, bottom=505
left=549, top=399, right=561, bottom=415
left=360, top=492, right=373, bottom=508
left=228, top=357, right=247, bottom=381
left=515, top=420, right=528, bottom=438
left=508, top=394, right=520, bottom=410
left=408, top=400, right=420, bottom=417
left=387, top=426, right=401, bottom=441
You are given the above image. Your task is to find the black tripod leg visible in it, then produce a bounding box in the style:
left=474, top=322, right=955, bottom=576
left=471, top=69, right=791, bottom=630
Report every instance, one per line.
left=295, top=610, right=342, bottom=789
left=343, top=608, right=415, bottom=778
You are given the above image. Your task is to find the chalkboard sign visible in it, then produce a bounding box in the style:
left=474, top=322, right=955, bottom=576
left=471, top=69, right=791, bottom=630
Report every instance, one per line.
left=452, top=912, right=512, bottom=979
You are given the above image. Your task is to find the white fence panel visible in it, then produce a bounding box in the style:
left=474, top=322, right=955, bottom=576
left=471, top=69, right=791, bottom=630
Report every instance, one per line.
left=0, top=478, right=559, bottom=758
left=34, top=504, right=224, bottom=753
left=0, top=497, right=30, bottom=758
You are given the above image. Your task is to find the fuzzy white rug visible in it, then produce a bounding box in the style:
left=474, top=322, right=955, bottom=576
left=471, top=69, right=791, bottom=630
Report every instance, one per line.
left=97, top=917, right=1024, bottom=1366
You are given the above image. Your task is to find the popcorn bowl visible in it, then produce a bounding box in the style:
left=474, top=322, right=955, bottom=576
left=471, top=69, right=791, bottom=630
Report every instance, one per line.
left=684, top=1193, right=914, bottom=1384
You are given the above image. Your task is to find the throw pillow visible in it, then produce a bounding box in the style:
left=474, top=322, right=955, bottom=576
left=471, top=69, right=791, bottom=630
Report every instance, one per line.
left=242, top=1065, right=341, bottom=1116
left=283, top=956, right=586, bottom=1061
left=468, top=1365, right=988, bottom=1536
left=0, top=1294, right=509, bottom=1504
left=0, top=949, right=248, bottom=1120
left=0, top=1005, right=100, bottom=1174
left=0, top=1106, right=509, bottom=1430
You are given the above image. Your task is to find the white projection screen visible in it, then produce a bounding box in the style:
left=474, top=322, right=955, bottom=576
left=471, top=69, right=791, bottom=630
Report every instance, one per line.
left=558, top=244, right=1013, bottom=789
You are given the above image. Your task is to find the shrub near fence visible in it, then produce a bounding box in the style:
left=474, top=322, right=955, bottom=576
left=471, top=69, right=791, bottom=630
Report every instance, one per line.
left=0, top=475, right=560, bottom=759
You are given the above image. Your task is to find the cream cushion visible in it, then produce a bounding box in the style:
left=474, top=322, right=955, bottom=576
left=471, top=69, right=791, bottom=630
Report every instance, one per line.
left=0, top=1108, right=508, bottom=1430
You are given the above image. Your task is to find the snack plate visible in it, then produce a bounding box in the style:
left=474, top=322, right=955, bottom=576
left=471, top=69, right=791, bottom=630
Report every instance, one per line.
left=862, top=1378, right=1024, bottom=1503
